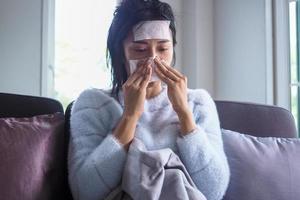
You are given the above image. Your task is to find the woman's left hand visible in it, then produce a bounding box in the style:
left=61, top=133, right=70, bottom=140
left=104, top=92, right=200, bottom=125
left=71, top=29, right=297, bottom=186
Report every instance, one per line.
left=154, top=57, right=188, bottom=114
left=154, top=57, right=196, bottom=135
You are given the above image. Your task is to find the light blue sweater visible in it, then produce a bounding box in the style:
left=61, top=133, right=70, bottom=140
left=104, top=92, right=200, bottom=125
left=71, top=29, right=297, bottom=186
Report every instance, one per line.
left=68, top=86, right=230, bottom=200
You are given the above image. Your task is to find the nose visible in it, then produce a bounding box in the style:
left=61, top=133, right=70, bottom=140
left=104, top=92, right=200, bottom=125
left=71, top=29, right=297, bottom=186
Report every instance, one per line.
left=148, top=46, right=157, bottom=58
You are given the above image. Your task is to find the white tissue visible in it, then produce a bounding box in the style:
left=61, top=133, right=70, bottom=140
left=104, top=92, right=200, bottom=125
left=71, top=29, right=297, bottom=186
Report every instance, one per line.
left=129, top=57, right=159, bottom=82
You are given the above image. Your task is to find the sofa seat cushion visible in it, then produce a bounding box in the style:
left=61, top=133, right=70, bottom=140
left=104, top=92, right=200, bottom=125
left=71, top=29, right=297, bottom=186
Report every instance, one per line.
left=222, top=129, right=300, bottom=200
left=0, top=113, right=65, bottom=200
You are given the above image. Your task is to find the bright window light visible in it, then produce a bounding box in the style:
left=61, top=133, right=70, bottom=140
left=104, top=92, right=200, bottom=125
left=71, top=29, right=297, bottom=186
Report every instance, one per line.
left=54, top=0, right=116, bottom=109
left=289, top=0, right=300, bottom=135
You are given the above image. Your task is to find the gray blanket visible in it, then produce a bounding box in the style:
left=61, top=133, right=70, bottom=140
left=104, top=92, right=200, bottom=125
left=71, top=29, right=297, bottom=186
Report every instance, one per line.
left=104, top=138, right=207, bottom=200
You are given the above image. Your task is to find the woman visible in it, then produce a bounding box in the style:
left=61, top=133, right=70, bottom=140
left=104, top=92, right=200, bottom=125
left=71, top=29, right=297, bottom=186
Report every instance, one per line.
left=68, top=0, right=230, bottom=200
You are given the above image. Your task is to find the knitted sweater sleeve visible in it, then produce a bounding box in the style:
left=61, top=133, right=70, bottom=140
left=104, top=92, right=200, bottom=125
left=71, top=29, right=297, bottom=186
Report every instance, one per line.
left=68, top=89, right=127, bottom=200
left=176, top=89, right=230, bottom=200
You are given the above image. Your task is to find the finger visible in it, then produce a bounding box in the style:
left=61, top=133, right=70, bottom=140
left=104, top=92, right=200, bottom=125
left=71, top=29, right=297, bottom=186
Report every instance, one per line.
left=126, top=57, right=152, bottom=86
left=155, top=66, right=174, bottom=85
left=140, top=66, right=152, bottom=89
left=154, top=58, right=180, bottom=82
left=137, top=58, right=150, bottom=68
left=126, top=66, right=146, bottom=85
left=133, top=62, right=151, bottom=86
left=134, top=61, right=152, bottom=86
left=160, top=59, right=185, bottom=79
left=133, top=75, right=145, bottom=87
left=133, top=67, right=148, bottom=86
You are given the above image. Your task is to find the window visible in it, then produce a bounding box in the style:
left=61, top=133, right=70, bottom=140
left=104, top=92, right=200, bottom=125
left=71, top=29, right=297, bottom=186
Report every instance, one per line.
left=54, top=0, right=117, bottom=109
left=289, top=0, right=299, bottom=133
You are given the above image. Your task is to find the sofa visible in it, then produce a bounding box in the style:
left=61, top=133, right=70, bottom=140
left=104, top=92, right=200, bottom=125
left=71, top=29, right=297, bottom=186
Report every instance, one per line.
left=0, top=92, right=299, bottom=200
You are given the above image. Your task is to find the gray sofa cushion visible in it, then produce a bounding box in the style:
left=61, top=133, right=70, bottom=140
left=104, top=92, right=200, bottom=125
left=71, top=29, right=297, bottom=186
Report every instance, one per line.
left=221, top=129, right=300, bottom=200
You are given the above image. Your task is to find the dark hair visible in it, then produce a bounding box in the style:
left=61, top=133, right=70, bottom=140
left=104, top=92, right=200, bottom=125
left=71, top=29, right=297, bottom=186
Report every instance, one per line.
left=106, top=0, right=177, bottom=99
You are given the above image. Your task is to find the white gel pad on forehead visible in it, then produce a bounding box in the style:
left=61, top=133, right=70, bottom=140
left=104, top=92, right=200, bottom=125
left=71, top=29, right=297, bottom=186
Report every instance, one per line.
left=132, top=20, right=171, bottom=41
left=129, top=57, right=159, bottom=82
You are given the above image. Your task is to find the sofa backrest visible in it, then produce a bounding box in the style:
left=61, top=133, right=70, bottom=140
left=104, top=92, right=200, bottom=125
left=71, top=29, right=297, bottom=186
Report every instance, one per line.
left=0, top=92, right=64, bottom=117
left=215, top=100, right=298, bottom=138
left=0, top=92, right=298, bottom=200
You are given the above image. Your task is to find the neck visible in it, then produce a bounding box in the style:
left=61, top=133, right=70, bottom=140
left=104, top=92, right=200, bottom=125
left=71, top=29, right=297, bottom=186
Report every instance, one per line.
left=146, top=81, right=162, bottom=99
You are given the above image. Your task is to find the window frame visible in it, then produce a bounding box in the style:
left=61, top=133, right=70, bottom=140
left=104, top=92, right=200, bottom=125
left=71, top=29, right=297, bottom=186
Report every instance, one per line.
left=273, top=0, right=292, bottom=111
left=41, top=0, right=55, bottom=98
left=289, top=0, right=300, bottom=136
left=297, top=1, right=300, bottom=134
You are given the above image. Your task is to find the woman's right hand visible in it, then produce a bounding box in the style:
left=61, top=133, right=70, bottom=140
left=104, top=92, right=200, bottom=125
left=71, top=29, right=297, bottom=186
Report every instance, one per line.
left=112, top=61, right=152, bottom=149
left=122, top=61, right=152, bottom=120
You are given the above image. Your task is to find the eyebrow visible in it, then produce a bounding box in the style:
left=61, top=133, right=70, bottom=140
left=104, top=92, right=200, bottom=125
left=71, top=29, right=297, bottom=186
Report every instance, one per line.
left=132, top=40, right=170, bottom=44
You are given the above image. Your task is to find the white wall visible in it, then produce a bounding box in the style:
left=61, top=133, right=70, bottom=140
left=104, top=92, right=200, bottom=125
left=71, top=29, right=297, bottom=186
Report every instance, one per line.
left=0, top=0, right=275, bottom=106
left=182, top=0, right=215, bottom=96
left=0, top=0, right=42, bottom=96
left=180, top=0, right=272, bottom=104
left=0, top=0, right=183, bottom=97
left=163, top=0, right=183, bottom=72
left=214, top=0, right=269, bottom=104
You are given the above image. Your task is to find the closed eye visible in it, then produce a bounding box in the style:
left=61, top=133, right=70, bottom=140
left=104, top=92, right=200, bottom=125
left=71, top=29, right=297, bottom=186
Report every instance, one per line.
left=134, top=49, right=147, bottom=52
left=159, top=48, right=169, bottom=52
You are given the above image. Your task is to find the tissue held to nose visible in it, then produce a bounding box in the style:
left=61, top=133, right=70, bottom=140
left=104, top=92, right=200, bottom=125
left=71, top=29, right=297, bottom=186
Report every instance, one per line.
left=129, top=57, right=159, bottom=82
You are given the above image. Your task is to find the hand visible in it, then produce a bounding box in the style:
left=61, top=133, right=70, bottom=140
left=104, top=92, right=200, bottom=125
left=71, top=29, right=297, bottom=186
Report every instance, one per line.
left=154, top=57, right=189, bottom=114
left=154, top=57, right=196, bottom=135
left=113, top=61, right=152, bottom=149
left=122, top=60, right=152, bottom=119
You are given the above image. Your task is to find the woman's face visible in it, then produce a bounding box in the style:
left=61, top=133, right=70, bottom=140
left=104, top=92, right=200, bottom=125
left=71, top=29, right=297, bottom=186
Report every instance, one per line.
left=123, top=30, right=174, bottom=76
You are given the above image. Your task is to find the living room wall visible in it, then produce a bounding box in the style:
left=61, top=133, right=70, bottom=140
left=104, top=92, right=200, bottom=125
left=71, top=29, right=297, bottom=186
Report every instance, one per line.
left=0, top=0, right=43, bottom=96
left=0, top=0, right=274, bottom=106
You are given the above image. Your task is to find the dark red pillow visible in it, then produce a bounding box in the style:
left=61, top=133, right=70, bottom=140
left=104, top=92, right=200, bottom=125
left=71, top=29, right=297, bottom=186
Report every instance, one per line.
left=0, top=113, right=65, bottom=200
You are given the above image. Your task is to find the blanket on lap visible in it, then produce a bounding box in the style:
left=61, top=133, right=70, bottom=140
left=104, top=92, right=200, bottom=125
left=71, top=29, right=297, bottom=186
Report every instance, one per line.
left=105, top=138, right=207, bottom=200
